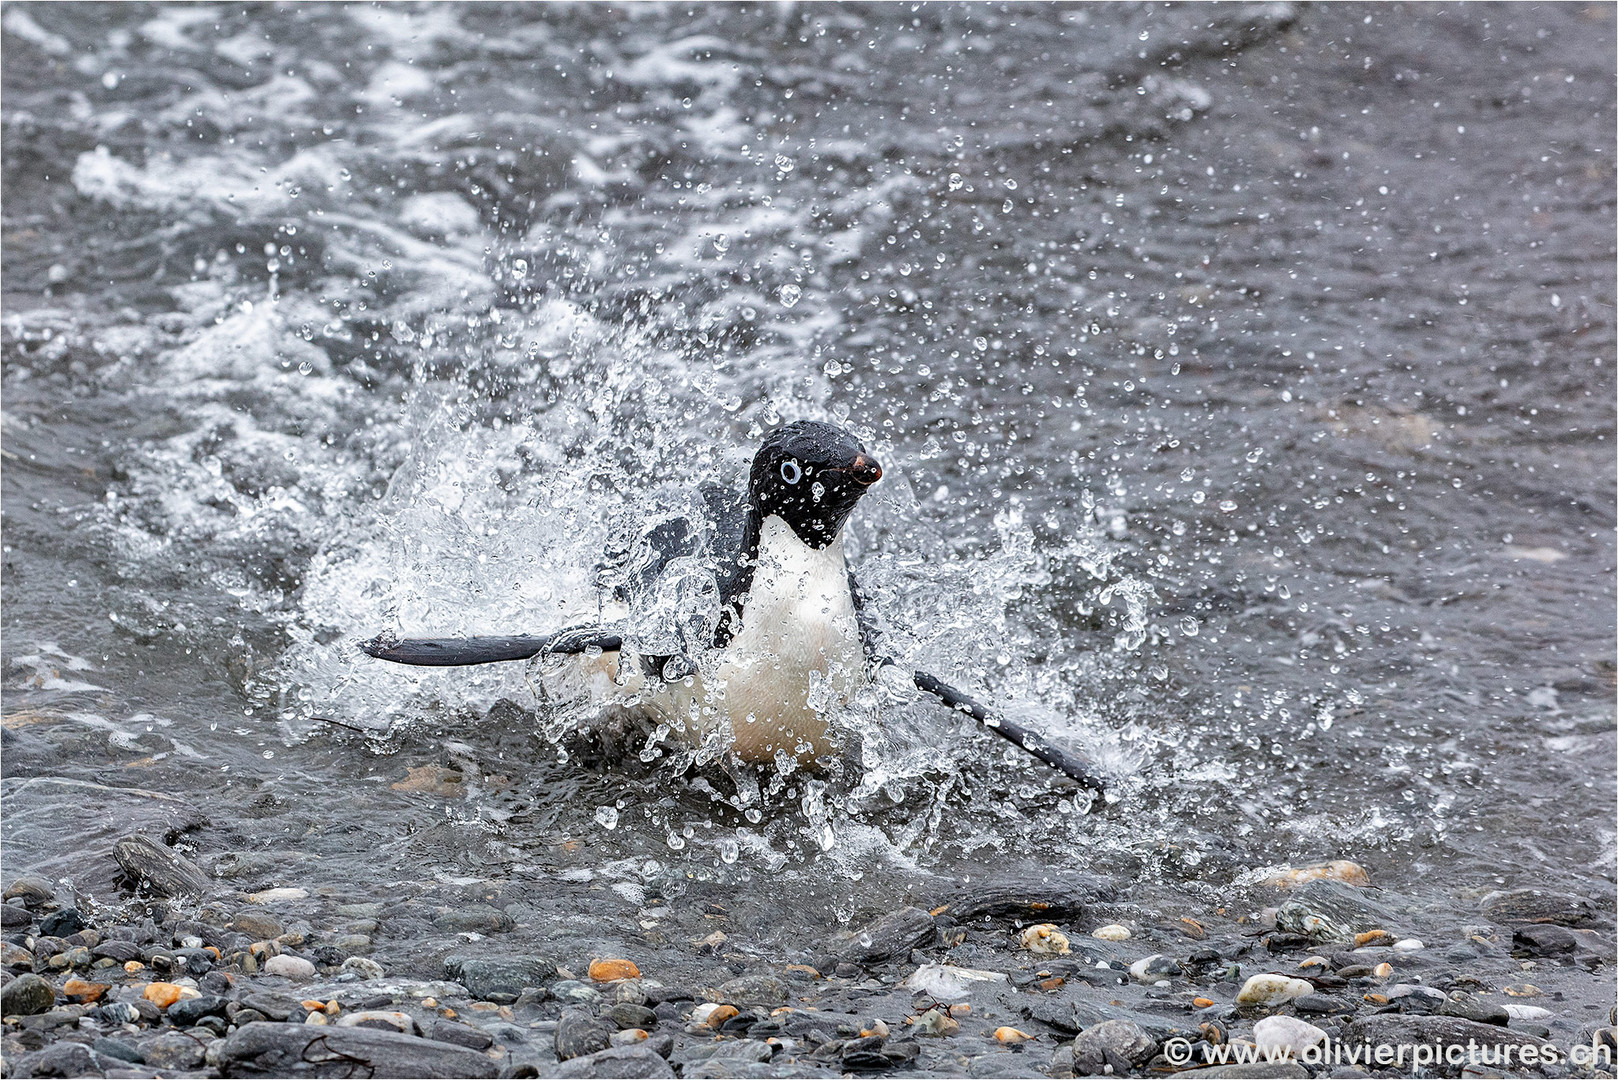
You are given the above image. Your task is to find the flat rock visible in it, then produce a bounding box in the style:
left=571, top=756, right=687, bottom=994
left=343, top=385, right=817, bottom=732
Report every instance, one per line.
left=420, top=1017, right=492, bottom=1049
left=943, top=872, right=1117, bottom=922
left=551, top=1045, right=677, bottom=1078
left=1341, top=1014, right=1553, bottom=1064
left=1481, top=888, right=1596, bottom=926
left=1273, top=880, right=1400, bottom=939
left=445, top=955, right=557, bottom=1001
left=836, top=906, right=936, bottom=965
left=0, top=778, right=207, bottom=898
left=213, top=1022, right=499, bottom=1077
left=113, top=835, right=210, bottom=899
left=431, top=905, right=513, bottom=934
left=2, top=875, right=56, bottom=909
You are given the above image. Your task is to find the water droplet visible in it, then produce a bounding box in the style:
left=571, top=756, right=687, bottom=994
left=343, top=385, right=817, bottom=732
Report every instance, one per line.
left=1191, top=490, right=1206, bottom=504
left=511, top=259, right=528, bottom=280
left=1003, top=178, right=1018, bottom=190
left=1179, top=616, right=1200, bottom=637
left=595, top=806, right=619, bottom=831
left=718, top=837, right=739, bottom=864
left=1218, top=500, right=1238, bottom=513
left=1002, top=198, right=1015, bottom=213
left=778, top=283, right=801, bottom=307
left=713, top=233, right=730, bottom=253
left=1246, top=448, right=1264, bottom=463
left=948, top=172, right=964, bottom=191
left=973, top=336, right=988, bottom=352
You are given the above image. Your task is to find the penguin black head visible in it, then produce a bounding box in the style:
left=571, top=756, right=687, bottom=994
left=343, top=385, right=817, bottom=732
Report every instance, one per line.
left=749, top=421, right=882, bottom=548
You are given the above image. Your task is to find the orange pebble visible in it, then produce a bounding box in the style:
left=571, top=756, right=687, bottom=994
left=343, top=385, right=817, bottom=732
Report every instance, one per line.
left=301, top=999, right=326, bottom=1011
left=1354, top=930, right=1394, bottom=948
left=588, top=958, right=641, bottom=982
left=143, top=983, right=183, bottom=1009
left=994, top=1027, right=1035, bottom=1044
left=63, top=979, right=109, bottom=1003
left=123, top=961, right=144, bottom=974
left=1038, top=977, right=1066, bottom=992
left=1193, top=997, right=1215, bottom=1008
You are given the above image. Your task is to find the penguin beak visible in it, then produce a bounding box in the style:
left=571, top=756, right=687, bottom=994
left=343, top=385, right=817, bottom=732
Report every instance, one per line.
left=848, top=454, right=883, bottom=487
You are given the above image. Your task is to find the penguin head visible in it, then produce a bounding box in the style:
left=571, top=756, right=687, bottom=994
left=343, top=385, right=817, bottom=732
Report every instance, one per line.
left=749, top=421, right=882, bottom=548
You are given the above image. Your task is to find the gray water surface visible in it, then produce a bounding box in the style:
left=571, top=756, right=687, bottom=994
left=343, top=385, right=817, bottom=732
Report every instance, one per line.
left=3, top=0, right=1613, bottom=1014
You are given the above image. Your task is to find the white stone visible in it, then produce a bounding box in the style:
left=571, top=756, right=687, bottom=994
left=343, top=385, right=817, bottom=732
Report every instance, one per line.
left=1235, top=973, right=1314, bottom=1007
left=336, top=1010, right=415, bottom=1034
left=1090, top=924, right=1131, bottom=941
left=263, top=954, right=317, bottom=980
left=1253, top=1015, right=1328, bottom=1058
left=247, top=887, right=308, bottom=903
left=1391, top=938, right=1425, bottom=952
left=1505, top=1003, right=1553, bottom=1022
left=899, top=963, right=1010, bottom=1000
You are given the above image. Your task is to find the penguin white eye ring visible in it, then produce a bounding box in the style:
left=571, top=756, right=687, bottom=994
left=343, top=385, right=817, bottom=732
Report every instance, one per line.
left=360, top=420, right=1105, bottom=794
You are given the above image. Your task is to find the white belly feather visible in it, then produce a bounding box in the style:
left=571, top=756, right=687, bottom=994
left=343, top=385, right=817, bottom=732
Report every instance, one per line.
left=566, top=515, right=866, bottom=763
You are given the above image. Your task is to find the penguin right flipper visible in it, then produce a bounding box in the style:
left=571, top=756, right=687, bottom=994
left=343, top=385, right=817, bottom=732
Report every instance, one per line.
left=360, top=628, right=623, bottom=667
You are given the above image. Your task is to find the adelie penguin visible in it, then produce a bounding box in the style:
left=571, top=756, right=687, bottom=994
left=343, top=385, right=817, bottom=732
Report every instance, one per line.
left=362, top=421, right=1104, bottom=793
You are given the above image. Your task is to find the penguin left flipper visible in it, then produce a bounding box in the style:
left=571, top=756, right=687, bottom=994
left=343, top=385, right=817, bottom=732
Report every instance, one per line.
left=849, top=571, right=1106, bottom=795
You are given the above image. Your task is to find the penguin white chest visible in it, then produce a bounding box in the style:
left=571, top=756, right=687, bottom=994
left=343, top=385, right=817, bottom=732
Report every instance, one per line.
left=698, top=515, right=865, bottom=761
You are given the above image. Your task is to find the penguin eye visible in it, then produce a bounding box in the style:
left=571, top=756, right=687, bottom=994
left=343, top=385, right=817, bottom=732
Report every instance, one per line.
left=780, top=460, right=801, bottom=484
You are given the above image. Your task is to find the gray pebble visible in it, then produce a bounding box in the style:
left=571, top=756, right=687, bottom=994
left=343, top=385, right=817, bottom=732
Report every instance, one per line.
left=210, top=1021, right=499, bottom=1077
left=606, top=1003, right=659, bottom=1030
left=445, top=954, right=557, bottom=1002
left=431, top=905, right=513, bottom=934
left=420, top=1017, right=494, bottom=1051
left=555, top=1006, right=614, bottom=1061
left=1072, top=1019, right=1156, bottom=1075
left=2, top=877, right=55, bottom=909
left=716, top=974, right=787, bottom=1006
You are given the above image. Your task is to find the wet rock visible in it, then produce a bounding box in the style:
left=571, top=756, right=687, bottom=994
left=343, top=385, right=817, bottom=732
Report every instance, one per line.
left=113, top=835, right=210, bottom=899
left=262, top=953, right=317, bottom=980
left=556, top=1006, right=614, bottom=1061
left=167, top=994, right=229, bottom=1027
left=1252, top=1015, right=1326, bottom=1058
left=1263, top=860, right=1370, bottom=888
left=837, top=907, right=936, bottom=965
left=1235, top=974, right=1313, bottom=1007
left=213, top=1022, right=499, bottom=1077
left=606, top=1003, right=659, bottom=1030
left=1177, top=1065, right=1307, bottom=1078
left=37, top=908, right=83, bottom=938
left=446, top=955, right=557, bottom=1001
left=716, top=973, right=786, bottom=1006
left=1072, top=1019, right=1155, bottom=1075
left=341, top=955, right=384, bottom=979
left=2, top=876, right=55, bottom=909
left=1, top=902, right=33, bottom=929
left=240, top=991, right=305, bottom=1021
left=231, top=911, right=285, bottom=940
left=1341, top=1014, right=1552, bottom=1062
left=1513, top=923, right=1578, bottom=957
left=2, top=779, right=207, bottom=898
left=143, top=982, right=185, bottom=1009
left=944, top=873, right=1116, bottom=922
left=1292, top=993, right=1352, bottom=1015
left=1481, top=888, right=1596, bottom=926
left=2, top=941, right=35, bottom=969
left=1440, top=993, right=1509, bottom=1026
left=553, top=1045, right=677, bottom=1078
left=1386, top=983, right=1447, bottom=1013
left=1090, top=924, right=1130, bottom=941
left=3, top=973, right=56, bottom=1016
left=1127, top=954, right=1182, bottom=983
left=90, top=1002, right=142, bottom=1025
left=431, top=905, right=513, bottom=934
left=139, top=1031, right=207, bottom=1071
left=11, top=1042, right=110, bottom=1078
left=1273, top=880, right=1400, bottom=940
left=420, top=1016, right=493, bottom=1050
left=91, top=1037, right=142, bottom=1064
left=92, top=940, right=142, bottom=963
left=337, top=1010, right=417, bottom=1034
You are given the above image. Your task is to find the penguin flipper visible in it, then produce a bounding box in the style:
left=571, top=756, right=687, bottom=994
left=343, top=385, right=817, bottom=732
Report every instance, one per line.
left=910, top=669, right=1106, bottom=796
left=360, top=629, right=623, bottom=667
